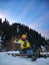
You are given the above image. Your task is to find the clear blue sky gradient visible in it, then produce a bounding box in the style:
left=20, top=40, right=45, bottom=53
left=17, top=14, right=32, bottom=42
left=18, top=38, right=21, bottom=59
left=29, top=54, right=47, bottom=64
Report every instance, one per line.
left=0, top=0, right=49, bottom=39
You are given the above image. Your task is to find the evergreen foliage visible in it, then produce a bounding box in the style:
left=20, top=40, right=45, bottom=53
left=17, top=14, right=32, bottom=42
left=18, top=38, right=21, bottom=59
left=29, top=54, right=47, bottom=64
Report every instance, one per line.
left=0, top=18, right=47, bottom=47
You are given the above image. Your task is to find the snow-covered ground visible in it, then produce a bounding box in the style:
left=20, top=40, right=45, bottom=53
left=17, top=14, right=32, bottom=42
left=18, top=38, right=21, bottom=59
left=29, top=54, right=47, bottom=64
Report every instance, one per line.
left=0, top=51, right=49, bottom=65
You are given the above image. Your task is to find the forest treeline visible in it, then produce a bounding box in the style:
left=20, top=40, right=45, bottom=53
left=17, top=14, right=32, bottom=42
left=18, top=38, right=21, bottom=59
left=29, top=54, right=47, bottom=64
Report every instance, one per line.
left=0, top=18, right=47, bottom=47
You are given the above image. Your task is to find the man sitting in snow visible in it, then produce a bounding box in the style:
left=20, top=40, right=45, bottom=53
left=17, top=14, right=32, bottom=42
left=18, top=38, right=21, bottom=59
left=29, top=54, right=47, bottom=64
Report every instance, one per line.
left=18, top=34, right=33, bottom=57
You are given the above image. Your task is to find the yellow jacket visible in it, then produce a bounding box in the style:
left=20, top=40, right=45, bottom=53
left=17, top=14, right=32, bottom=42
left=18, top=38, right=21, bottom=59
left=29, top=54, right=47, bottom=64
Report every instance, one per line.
left=18, top=39, right=30, bottom=49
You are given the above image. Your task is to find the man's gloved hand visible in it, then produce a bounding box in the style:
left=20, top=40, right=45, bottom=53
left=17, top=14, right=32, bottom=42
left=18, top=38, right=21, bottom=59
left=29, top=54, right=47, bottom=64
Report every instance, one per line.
left=23, top=43, right=26, bottom=47
left=23, top=40, right=27, bottom=47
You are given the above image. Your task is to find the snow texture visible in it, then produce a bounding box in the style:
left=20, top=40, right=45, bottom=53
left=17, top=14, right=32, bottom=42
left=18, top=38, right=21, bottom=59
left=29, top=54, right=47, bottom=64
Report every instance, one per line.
left=0, top=51, right=49, bottom=65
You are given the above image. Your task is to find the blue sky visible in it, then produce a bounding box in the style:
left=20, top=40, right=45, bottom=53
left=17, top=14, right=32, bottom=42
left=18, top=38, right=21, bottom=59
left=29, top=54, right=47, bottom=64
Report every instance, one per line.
left=0, top=0, right=49, bottom=39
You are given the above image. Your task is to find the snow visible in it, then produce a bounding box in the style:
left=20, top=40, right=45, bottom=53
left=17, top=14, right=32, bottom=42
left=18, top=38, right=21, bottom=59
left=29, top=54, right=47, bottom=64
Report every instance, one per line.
left=6, top=50, right=20, bottom=54
left=40, top=52, right=49, bottom=55
left=0, top=51, right=49, bottom=65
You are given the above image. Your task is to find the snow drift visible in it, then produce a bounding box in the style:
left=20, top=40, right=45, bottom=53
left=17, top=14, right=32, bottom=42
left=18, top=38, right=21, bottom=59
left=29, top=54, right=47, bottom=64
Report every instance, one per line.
left=0, top=51, right=49, bottom=65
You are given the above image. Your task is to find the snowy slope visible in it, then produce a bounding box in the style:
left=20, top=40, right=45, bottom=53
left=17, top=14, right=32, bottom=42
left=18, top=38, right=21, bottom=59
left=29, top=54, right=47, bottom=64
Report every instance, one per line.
left=0, top=52, right=49, bottom=65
